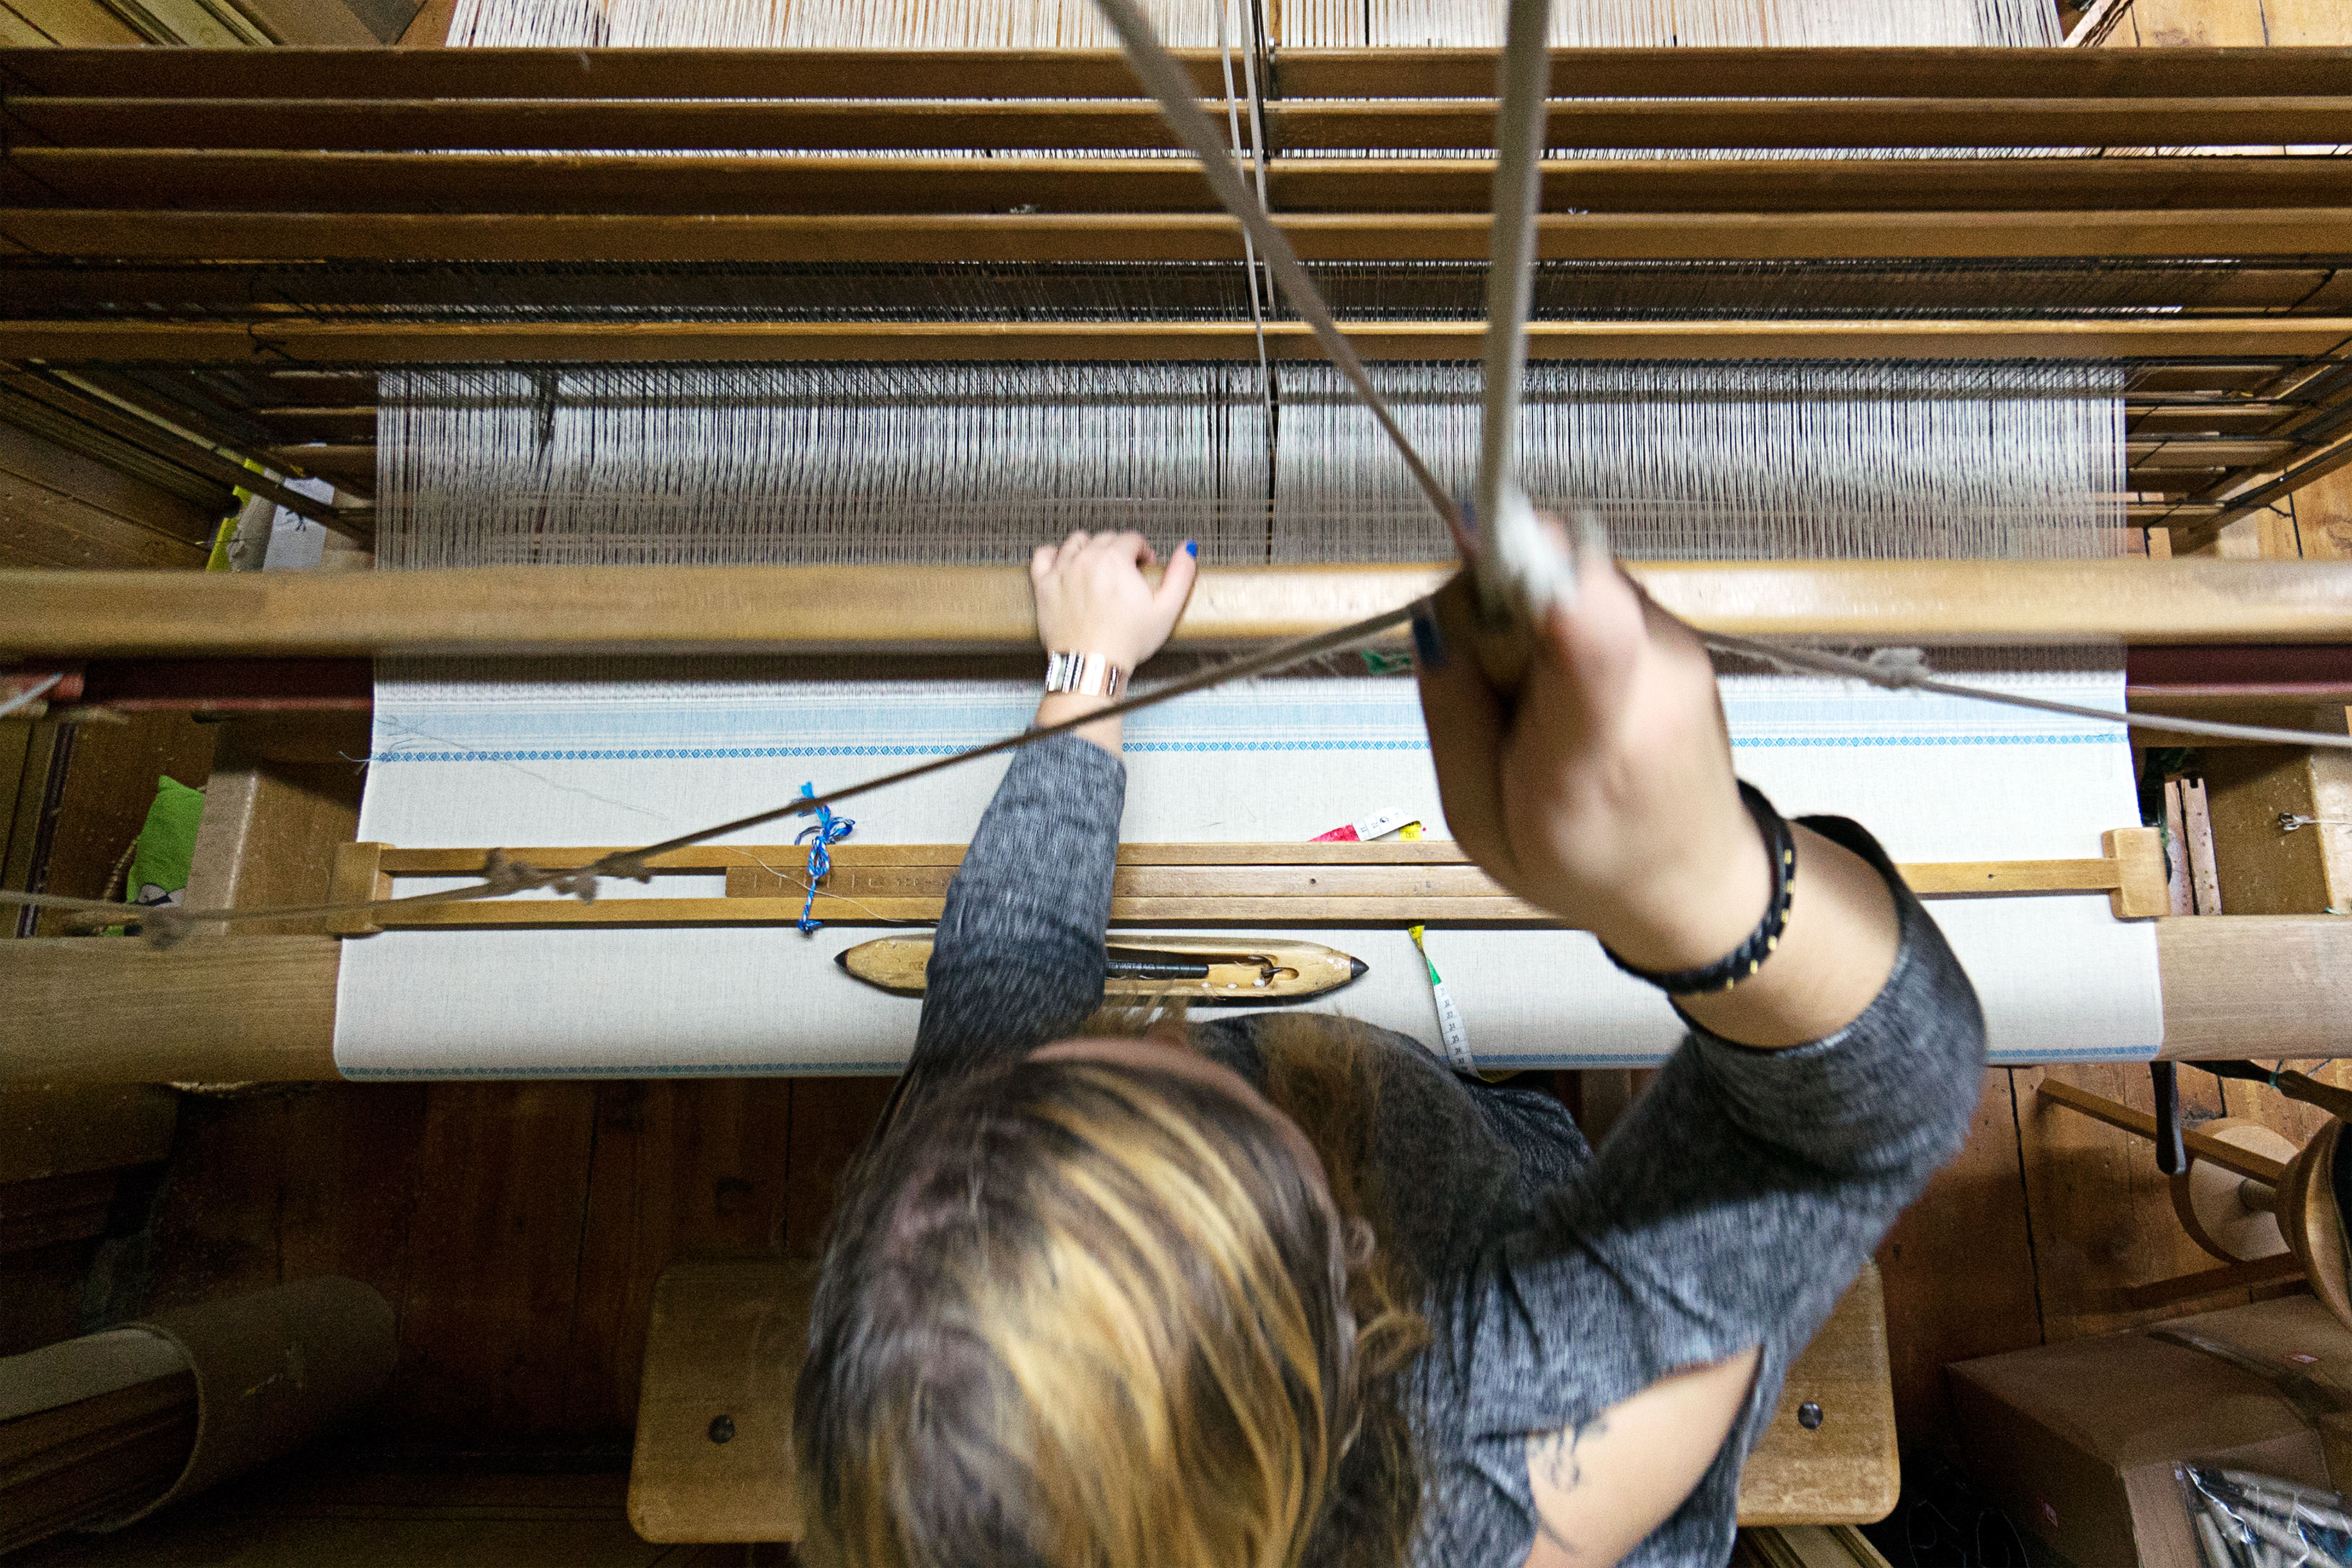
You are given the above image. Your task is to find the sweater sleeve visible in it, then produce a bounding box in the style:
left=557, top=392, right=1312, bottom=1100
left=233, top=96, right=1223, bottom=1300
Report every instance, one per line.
left=903, top=732, right=1127, bottom=1091
left=1424, top=815, right=1988, bottom=1568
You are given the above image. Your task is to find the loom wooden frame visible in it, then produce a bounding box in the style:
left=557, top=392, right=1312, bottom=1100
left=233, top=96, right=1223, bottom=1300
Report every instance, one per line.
left=8, top=559, right=2352, bottom=659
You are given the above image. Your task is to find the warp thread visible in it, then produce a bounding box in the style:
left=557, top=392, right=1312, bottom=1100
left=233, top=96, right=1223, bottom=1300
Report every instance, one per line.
left=793, top=780, right=856, bottom=935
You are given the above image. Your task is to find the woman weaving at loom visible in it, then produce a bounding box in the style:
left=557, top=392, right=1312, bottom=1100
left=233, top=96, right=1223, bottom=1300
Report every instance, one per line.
left=793, top=527, right=1985, bottom=1568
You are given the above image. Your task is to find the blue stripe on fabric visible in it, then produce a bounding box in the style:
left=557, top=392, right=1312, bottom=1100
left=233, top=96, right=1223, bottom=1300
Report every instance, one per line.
left=365, top=729, right=2116, bottom=764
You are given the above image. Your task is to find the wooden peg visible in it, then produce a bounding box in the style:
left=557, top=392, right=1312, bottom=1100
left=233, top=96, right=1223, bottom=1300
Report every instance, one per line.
left=324, top=841, right=390, bottom=937
left=2104, top=825, right=2170, bottom=919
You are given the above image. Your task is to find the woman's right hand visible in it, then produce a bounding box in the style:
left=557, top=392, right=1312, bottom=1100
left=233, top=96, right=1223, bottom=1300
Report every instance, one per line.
left=1414, top=522, right=1899, bottom=1046
left=1415, top=525, right=1768, bottom=976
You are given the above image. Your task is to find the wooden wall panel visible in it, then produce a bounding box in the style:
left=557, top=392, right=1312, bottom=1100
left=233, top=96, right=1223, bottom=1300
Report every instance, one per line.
left=1872, top=1070, right=2044, bottom=1454
left=388, top=1082, right=600, bottom=1441
left=0, top=0, right=141, bottom=44
left=782, top=1077, right=895, bottom=1262
left=560, top=1080, right=797, bottom=1438
left=275, top=1084, right=428, bottom=1305
left=2293, top=466, right=2352, bottom=560
left=0, top=422, right=213, bottom=572
left=2262, top=0, right=2352, bottom=44
left=2127, top=0, right=2273, bottom=45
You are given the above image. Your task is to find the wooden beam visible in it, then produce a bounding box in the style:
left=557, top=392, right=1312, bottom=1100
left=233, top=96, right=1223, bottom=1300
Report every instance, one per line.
left=0, top=935, right=342, bottom=1083
left=0, top=48, right=1235, bottom=100
left=10, top=317, right=2351, bottom=365
left=15, top=207, right=2348, bottom=265
left=2158, top=915, right=2352, bottom=1061
left=5, top=44, right=2344, bottom=101
left=1271, top=46, right=2352, bottom=101
left=1275, top=98, right=2352, bottom=153
left=3, top=559, right=2348, bottom=660
left=15, top=95, right=2350, bottom=154
left=14, top=152, right=2349, bottom=218
left=3, top=915, right=2347, bottom=1083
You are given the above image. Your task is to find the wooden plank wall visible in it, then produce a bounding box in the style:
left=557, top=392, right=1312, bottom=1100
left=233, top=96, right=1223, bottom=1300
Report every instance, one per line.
left=126, top=1077, right=894, bottom=1448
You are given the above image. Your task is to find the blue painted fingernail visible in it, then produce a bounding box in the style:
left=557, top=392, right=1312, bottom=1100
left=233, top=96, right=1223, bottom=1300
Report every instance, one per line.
left=1410, top=603, right=1448, bottom=671
left=1457, top=498, right=1478, bottom=536
left=1184, top=539, right=1198, bottom=556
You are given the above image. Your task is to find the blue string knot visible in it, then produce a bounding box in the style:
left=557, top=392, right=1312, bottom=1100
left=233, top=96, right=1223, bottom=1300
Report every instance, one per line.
left=794, top=781, right=854, bottom=935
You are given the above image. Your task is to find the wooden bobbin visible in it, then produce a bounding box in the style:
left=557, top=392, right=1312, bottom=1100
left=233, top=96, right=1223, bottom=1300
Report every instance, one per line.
left=2171, top=1116, right=2299, bottom=1264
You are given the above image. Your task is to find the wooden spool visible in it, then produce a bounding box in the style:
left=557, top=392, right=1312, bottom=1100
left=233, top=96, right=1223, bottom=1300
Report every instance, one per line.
left=2171, top=1117, right=2299, bottom=1263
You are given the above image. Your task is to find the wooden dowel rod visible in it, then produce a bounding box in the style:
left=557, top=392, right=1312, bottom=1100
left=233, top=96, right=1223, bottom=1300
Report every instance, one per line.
left=2036, top=1077, right=2293, bottom=1183
left=369, top=840, right=2130, bottom=890
left=2082, top=1250, right=2306, bottom=1316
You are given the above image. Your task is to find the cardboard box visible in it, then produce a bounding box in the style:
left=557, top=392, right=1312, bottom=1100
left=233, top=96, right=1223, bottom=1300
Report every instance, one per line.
left=1949, top=1294, right=2351, bottom=1568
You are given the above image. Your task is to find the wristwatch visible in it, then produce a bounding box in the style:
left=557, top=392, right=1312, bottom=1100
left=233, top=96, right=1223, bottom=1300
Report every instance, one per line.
left=1045, top=650, right=1125, bottom=700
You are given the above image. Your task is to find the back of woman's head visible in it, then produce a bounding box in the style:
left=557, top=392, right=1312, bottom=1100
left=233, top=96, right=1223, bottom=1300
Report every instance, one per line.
left=793, top=1050, right=1365, bottom=1568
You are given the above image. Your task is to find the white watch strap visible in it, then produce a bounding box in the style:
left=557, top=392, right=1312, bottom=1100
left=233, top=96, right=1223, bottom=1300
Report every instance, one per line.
left=1045, top=650, right=1125, bottom=699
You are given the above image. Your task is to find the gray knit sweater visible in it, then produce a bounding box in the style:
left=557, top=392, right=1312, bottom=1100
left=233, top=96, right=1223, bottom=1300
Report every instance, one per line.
left=905, top=736, right=1985, bottom=1567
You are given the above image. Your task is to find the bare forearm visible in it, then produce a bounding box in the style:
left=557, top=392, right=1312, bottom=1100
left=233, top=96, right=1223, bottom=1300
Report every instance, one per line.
left=1035, top=691, right=1121, bottom=755
left=1652, top=825, right=1900, bottom=1050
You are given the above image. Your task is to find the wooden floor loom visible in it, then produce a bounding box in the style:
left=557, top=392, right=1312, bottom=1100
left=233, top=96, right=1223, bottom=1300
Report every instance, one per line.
left=0, top=33, right=2352, bottom=1081
left=2, top=40, right=2351, bottom=1076
left=1, top=31, right=2351, bottom=1553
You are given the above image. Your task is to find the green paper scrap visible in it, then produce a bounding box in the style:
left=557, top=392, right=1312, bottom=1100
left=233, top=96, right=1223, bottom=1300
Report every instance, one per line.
left=114, top=776, right=206, bottom=933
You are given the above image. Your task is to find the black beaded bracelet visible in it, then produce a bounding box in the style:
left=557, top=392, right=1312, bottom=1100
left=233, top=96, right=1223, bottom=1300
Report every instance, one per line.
left=1602, top=781, right=1796, bottom=996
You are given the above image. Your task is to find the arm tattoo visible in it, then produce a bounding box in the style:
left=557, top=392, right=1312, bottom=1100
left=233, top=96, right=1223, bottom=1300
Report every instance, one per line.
left=1526, top=1416, right=1610, bottom=1555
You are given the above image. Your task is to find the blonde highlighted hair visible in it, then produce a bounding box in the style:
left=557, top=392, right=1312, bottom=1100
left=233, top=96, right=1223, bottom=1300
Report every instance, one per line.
left=795, top=1013, right=1426, bottom=1568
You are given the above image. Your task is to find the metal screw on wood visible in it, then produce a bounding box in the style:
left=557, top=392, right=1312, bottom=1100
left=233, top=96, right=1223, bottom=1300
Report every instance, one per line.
left=1798, top=1402, right=1824, bottom=1430
left=709, top=1415, right=735, bottom=1444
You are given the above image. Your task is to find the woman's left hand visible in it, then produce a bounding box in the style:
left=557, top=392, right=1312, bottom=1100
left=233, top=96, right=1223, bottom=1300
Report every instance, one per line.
left=1031, top=531, right=1199, bottom=670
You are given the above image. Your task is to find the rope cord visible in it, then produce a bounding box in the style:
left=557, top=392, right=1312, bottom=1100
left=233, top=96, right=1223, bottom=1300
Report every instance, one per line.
left=792, top=781, right=854, bottom=935
left=1473, top=0, right=1578, bottom=623
left=1090, top=0, right=1467, bottom=549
